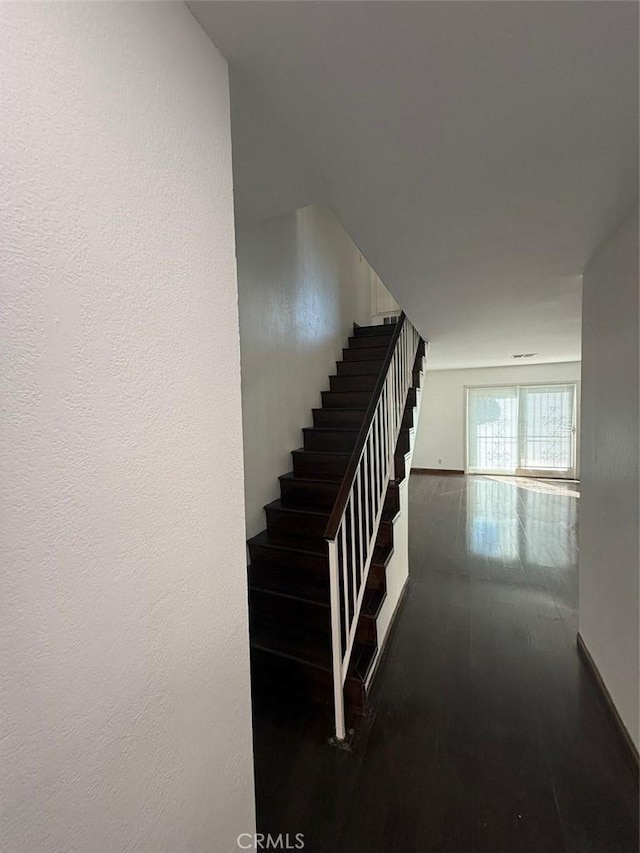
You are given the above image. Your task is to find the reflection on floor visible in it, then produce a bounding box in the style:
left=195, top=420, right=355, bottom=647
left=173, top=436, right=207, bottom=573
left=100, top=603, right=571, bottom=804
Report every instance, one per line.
left=484, top=475, right=581, bottom=499
left=250, top=474, right=638, bottom=853
left=467, top=477, right=577, bottom=569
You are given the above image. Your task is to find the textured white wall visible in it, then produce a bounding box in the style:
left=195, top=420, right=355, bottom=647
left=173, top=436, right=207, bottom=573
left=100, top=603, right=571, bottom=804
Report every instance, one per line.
left=412, top=362, right=582, bottom=471
left=0, top=5, right=255, bottom=852
left=237, top=206, right=375, bottom=538
left=579, top=207, right=639, bottom=750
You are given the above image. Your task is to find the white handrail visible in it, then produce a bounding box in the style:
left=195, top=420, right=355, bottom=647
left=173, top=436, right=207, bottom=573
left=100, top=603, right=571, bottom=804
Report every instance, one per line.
left=325, top=315, right=421, bottom=741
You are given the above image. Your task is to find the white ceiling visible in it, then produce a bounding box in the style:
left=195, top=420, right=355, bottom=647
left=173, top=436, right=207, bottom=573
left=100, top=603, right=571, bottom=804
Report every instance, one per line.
left=190, top=1, right=638, bottom=369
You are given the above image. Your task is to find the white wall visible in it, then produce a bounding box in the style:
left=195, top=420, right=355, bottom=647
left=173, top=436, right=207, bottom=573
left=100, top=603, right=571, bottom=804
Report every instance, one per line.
left=412, top=362, right=582, bottom=471
left=579, top=207, right=639, bottom=751
left=0, top=5, right=255, bottom=852
left=237, top=205, right=377, bottom=538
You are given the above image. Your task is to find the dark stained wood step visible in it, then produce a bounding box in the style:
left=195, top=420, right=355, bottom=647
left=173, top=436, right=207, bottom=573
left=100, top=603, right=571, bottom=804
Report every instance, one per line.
left=292, top=448, right=351, bottom=479
left=264, top=500, right=396, bottom=549
left=293, top=442, right=411, bottom=483
left=263, top=521, right=393, bottom=555
left=303, top=427, right=359, bottom=453
left=263, top=527, right=328, bottom=554
left=279, top=471, right=401, bottom=517
left=304, top=423, right=410, bottom=456
left=249, top=555, right=388, bottom=598
left=251, top=622, right=330, bottom=671
left=265, top=500, right=333, bottom=539
left=247, top=529, right=393, bottom=577
left=336, top=359, right=384, bottom=376
left=250, top=561, right=330, bottom=605
left=349, top=334, right=395, bottom=349
left=296, top=426, right=414, bottom=485
left=250, top=586, right=385, bottom=644
left=249, top=558, right=386, bottom=605
left=279, top=471, right=342, bottom=510
left=248, top=530, right=328, bottom=574
left=321, top=390, right=373, bottom=409
left=312, top=407, right=367, bottom=428
left=314, top=404, right=414, bottom=430
left=250, top=625, right=377, bottom=712
left=342, top=345, right=389, bottom=362
left=329, top=373, right=378, bottom=392
left=331, top=362, right=420, bottom=391
left=251, top=588, right=333, bottom=634
left=353, top=323, right=396, bottom=338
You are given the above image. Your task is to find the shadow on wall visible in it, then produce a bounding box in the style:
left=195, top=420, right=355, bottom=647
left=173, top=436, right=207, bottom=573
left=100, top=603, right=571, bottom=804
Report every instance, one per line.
left=235, top=204, right=398, bottom=540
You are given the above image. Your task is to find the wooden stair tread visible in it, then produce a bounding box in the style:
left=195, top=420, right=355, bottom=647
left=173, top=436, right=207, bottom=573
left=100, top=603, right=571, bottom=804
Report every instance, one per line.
left=343, top=345, right=389, bottom=361
left=296, top=432, right=409, bottom=451
left=250, top=574, right=386, bottom=618
left=312, top=407, right=367, bottom=414
left=251, top=621, right=377, bottom=684
left=279, top=471, right=401, bottom=488
left=303, top=426, right=360, bottom=434
left=336, top=359, right=385, bottom=375
left=264, top=498, right=329, bottom=519
left=251, top=622, right=332, bottom=671
left=248, top=529, right=394, bottom=567
left=250, top=527, right=330, bottom=556
left=353, top=323, right=396, bottom=337
left=248, top=529, right=324, bottom=557
left=329, top=373, right=378, bottom=389
left=250, top=565, right=330, bottom=605
left=321, top=390, right=374, bottom=406
left=348, top=335, right=395, bottom=348
left=265, top=498, right=399, bottom=525
left=250, top=558, right=386, bottom=600
left=292, top=447, right=351, bottom=457
left=279, top=470, right=343, bottom=485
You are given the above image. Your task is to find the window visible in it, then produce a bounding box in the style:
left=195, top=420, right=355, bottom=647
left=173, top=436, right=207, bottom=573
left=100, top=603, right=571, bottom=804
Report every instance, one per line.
left=467, top=384, right=577, bottom=478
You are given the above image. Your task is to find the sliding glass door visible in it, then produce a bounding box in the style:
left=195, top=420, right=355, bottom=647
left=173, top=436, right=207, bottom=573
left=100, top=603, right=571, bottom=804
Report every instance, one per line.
left=518, top=385, right=576, bottom=475
left=467, top=386, right=519, bottom=474
left=467, top=384, right=577, bottom=478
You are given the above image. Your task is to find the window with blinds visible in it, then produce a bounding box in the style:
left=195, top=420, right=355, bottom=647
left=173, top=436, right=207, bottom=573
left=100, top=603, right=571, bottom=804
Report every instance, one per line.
left=467, top=384, right=577, bottom=477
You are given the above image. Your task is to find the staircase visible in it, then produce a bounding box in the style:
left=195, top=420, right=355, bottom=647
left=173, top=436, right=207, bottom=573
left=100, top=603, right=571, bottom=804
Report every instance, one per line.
left=247, top=319, right=425, bottom=730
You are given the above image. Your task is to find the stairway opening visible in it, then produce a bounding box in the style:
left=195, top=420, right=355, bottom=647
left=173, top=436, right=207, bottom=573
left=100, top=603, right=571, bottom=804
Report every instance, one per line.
left=246, top=319, right=426, bottom=738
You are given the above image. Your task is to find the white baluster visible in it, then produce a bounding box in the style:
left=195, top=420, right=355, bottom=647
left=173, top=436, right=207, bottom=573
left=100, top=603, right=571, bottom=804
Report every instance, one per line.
left=349, top=495, right=357, bottom=607
left=341, top=522, right=349, bottom=629
left=328, top=538, right=346, bottom=742
left=364, top=442, right=371, bottom=554
left=356, top=467, right=364, bottom=584
left=372, top=409, right=380, bottom=518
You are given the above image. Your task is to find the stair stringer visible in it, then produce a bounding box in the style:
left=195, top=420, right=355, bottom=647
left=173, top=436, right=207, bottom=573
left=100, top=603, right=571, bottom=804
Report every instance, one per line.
left=364, top=349, right=427, bottom=690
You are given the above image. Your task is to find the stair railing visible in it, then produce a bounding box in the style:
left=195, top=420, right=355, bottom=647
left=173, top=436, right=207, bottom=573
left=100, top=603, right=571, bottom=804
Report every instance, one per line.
left=324, top=312, right=421, bottom=742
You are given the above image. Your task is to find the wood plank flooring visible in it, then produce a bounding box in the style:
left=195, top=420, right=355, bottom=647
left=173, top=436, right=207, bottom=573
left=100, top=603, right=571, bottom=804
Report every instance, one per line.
left=249, top=474, right=638, bottom=852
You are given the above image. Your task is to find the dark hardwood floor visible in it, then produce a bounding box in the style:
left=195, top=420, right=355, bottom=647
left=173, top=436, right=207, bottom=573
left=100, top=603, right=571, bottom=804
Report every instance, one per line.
left=250, top=474, right=638, bottom=853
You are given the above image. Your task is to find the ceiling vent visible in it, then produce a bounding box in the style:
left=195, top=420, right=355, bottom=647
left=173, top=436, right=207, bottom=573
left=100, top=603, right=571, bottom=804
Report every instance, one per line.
left=512, top=353, right=537, bottom=359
